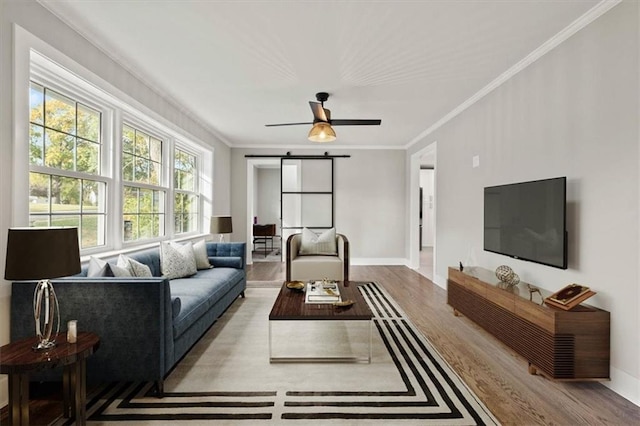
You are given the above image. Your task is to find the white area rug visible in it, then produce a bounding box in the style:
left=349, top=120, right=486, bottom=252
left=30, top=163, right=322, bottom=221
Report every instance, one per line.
left=78, top=283, right=499, bottom=425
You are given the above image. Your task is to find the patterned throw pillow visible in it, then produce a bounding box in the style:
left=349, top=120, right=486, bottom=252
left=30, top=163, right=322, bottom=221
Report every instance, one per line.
left=117, top=254, right=153, bottom=277
left=193, top=239, right=213, bottom=270
left=299, top=227, right=337, bottom=255
left=160, top=241, right=198, bottom=279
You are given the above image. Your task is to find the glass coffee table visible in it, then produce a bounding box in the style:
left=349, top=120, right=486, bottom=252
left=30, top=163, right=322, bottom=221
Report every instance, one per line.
left=268, top=281, right=373, bottom=363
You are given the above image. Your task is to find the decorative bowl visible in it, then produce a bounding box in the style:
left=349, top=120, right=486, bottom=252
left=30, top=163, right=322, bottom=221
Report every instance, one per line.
left=285, top=281, right=305, bottom=290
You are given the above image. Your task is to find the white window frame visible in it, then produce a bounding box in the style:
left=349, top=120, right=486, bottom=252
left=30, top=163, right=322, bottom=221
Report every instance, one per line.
left=14, top=28, right=214, bottom=258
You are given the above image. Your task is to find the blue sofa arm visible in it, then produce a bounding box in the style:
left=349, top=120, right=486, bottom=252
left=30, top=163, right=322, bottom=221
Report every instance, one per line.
left=10, top=277, right=174, bottom=385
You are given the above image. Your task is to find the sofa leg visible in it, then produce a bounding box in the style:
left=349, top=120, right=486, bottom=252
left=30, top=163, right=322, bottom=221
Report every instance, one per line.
left=240, top=291, right=246, bottom=298
left=154, top=380, right=164, bottom=398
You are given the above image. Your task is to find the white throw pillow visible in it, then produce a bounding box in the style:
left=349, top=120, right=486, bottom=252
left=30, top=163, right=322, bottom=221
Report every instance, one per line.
left=193, top=239, right=213, bottom=270
left=299, top=227, right=337, bottom=255
left=117, top=254, right=153, bottom=277
left=87, top=256, right=111, bottom=277
left=160, top=241, right=198, bottom=279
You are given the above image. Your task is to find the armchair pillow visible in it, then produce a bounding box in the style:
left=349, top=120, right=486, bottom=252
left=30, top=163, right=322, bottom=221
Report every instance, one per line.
left=299, top=227, right=338, bottom=256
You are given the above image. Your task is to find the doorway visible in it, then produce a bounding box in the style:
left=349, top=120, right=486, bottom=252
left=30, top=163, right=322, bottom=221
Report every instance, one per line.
left=247, top=159, right=281, bottom=264
left=409, top=143, right=437, bottom=282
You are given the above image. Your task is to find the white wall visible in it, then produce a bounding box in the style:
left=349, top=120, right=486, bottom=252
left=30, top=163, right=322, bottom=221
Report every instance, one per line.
left=408, top=1, right=639, bottom=406
left=0, top=1, right=232, bottom=408
left=232, top=149, right=406, bottom=264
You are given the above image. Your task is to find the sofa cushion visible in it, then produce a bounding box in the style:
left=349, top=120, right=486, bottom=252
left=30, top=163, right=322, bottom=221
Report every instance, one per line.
left=169, top=268, right=243, bottom=338
left=160, top=241, right=197, bottom=279
left=290, top=255, right=343, bottom=282
left=299, top=227, right=337, bottom=255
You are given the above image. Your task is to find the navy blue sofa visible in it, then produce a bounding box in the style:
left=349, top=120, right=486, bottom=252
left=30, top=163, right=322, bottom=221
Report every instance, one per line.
left=10, top=242, right=246, bottom=394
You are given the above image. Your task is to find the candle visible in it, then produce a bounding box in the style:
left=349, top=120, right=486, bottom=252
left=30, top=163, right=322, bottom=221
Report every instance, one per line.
left=67, top=320, right=77, bottom=344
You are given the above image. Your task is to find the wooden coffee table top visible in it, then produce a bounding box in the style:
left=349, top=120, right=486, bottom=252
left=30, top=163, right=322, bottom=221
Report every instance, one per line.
left=269, top=281, right=373, bottom=321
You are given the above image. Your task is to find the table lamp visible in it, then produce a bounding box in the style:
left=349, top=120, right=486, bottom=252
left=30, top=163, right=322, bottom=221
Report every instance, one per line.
left=210, top=216, right=232, bottom=242
left=4, top=227, right=81, bottom=350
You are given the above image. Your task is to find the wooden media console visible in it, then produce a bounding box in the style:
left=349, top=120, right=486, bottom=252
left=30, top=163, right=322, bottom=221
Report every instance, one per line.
left=447, top=267, right=610, bottom=380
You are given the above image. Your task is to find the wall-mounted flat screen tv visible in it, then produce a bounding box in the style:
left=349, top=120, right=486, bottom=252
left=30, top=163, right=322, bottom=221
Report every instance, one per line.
left=484, top=177, right=567, bottom=269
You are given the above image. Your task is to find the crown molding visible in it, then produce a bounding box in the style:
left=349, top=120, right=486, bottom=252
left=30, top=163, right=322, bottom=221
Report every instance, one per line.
left=405, top=0, right=622, bottom=150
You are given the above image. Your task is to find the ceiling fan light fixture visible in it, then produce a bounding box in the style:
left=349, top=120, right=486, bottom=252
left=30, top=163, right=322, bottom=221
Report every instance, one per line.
left=308, top=122, right=336, bottom=143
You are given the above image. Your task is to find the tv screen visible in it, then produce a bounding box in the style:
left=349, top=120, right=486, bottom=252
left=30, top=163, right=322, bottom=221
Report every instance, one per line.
left=484, top=177, right=567, bottom=269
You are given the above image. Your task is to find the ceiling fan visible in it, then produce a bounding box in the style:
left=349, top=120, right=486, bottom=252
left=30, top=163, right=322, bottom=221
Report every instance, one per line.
left=265, top=92, right=382, bottom=142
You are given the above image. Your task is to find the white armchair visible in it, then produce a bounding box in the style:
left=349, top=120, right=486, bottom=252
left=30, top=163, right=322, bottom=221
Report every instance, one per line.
left=286, top=232, right=350, bottom=282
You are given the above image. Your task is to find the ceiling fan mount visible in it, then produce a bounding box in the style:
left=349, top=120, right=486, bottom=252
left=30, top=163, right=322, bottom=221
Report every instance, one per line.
left=315, top=91, right=329, bottom=104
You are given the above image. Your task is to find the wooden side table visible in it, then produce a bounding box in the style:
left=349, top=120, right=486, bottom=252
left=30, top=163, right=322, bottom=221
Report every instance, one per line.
left=0, top=331, right=100, bottom=426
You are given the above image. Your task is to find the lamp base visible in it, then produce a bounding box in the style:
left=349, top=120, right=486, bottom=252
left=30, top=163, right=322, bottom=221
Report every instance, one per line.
left=32, top=339, right=56, bottom=351
left=32, top=279, right=60, bottom=352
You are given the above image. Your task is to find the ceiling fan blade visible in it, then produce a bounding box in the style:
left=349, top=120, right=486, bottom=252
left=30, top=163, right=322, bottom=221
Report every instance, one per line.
left=330, top=119, right=382, bottom=126
left=309, top=101, right=329, bottom=122
left=265, top=122, right=313, bottom=127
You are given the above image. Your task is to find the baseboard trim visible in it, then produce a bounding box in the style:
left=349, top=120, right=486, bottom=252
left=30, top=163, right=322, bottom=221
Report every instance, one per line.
left=606, top=366, right=640, bottom=407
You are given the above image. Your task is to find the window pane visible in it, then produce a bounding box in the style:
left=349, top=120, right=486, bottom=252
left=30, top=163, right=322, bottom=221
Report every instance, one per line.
left=51, top=215, right=80, bottom=229
left=51, top=176, right=81, bottom=213
left=123, top=186, right=139, bottom=214
left=135, top=130, right=150, bottom=157
left=139, top=189, right=152, bottom=212
left=29, top=172, right=50, bottom=214
left=123, top=125, right=135, bottom=154
left=134, top=156, right=149, bottom=183
left=29, top=124, right=44, bottom=166
left=29, top=215, right=49, bottom=227
left=149, top=160, right=161, bottom=185
left=45, top=89, right=76, bottom=134
left=122, top=153, right=134, bottom=181
left=45, top=129, right=75, bottom=170
left=81, top=215, right=102, bottom=249
left=82, top=180, right=105, bottom=213
left=29, top=82, right=44, bottom=125
left=77, top=104, right=100, bottom=142
left=123, top=215, right=137, bottom=241
left=149, top=137, right=162, bottom=163
left=77, top=140, right=99, bottom=174
left=139, top=214, right=154, bottom=239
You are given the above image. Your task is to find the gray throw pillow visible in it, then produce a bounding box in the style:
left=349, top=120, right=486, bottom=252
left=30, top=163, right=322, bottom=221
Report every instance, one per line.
left=87, top=256, right=112, bottom=277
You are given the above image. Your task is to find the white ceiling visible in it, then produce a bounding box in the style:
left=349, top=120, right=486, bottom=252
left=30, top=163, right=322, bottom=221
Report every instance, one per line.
left=39, top=0, right=602, bottom=149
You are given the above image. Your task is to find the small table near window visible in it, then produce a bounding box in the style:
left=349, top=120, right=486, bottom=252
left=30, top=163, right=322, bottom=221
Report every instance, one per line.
left=253, top=224, right=277, bottom=257
left=0, top=332, right=100, bottom=426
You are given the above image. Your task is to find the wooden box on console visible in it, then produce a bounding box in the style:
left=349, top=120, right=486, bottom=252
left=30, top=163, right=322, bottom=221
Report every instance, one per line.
left=447, top=267, right=610, bottom=380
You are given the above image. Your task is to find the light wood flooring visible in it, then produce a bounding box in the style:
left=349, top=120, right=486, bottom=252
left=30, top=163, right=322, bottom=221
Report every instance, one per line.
left=248, top=261, right=640, bottom=425
left=3, top=263, right=638, bottom=425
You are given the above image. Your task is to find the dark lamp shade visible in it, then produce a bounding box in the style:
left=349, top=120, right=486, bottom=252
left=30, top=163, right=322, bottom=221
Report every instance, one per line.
left=308, top=122, right=336, bottom=142
left=210, top=216, right=233, bottom=234
left=4, top=227, right=81, bottom=280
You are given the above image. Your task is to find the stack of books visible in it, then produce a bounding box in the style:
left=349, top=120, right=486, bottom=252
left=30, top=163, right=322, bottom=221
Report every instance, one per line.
left=305, top=281, right=341, bottom=304
left=544, top=283, right=595, bottom=310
